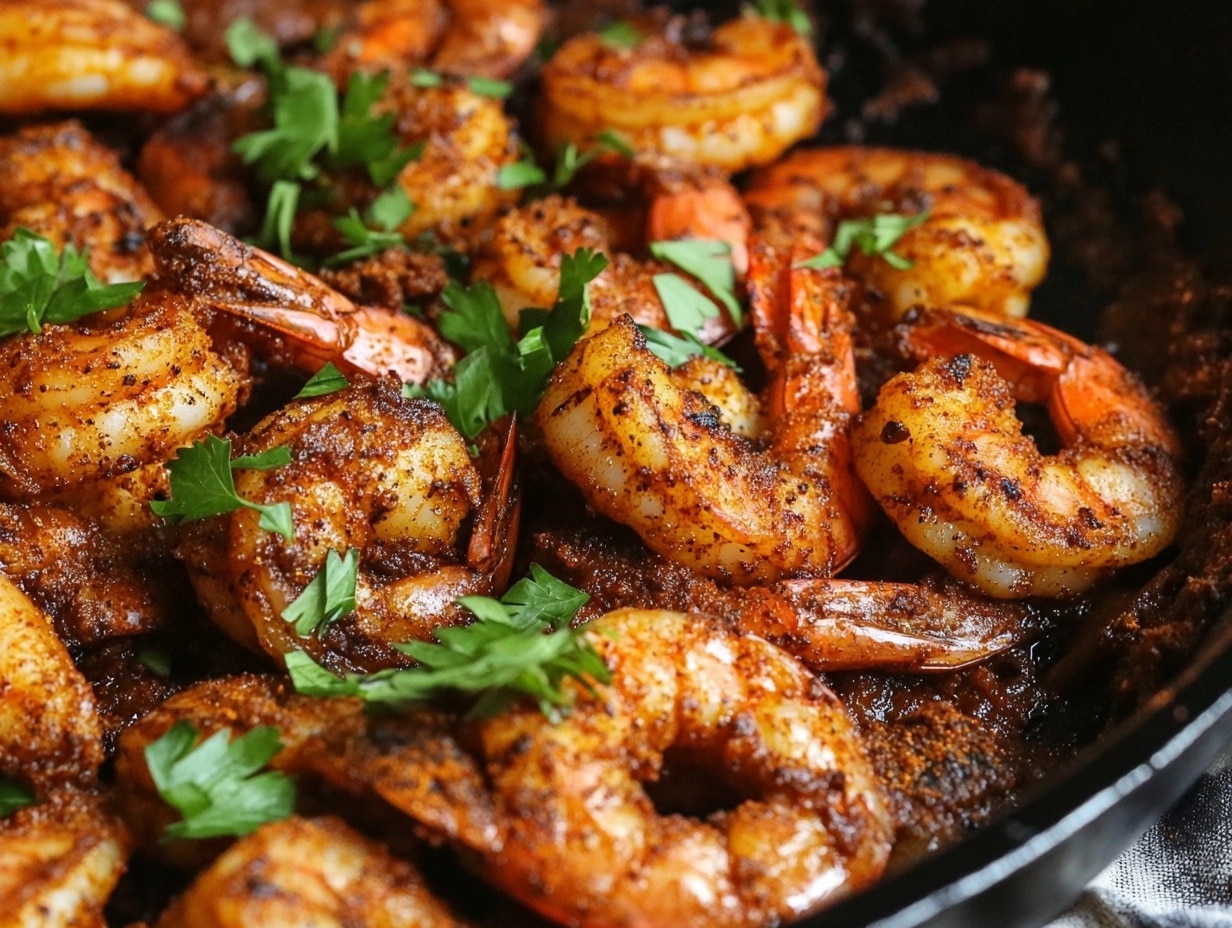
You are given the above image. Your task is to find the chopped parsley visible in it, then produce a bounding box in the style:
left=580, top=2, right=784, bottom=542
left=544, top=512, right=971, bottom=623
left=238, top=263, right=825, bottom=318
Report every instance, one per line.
left=796, top=210, right=931, bottom=272
left=325, top=185, right=416, bottom=267
left=145, top=0, right=186, bottom=30
left=0, top=776, right=35, bottom=818
left=150, top=436, right=294, bottom=540
left=294, top=362, right=349, bottom=399
left=0, top=229, right=143, bottom=337
left=286, top=564, right=609, bottom=721
left=406, top=248, right=608, bottom=438
left=144, top=722, right=296, bottom=841
left=649, top=238, right=742, bottom=327
left=281, top=547, right=359, bottom=636
left=597, top=20, right=644, bottom=49
left=409, top=69, right=513, bottom=100
left=640, top=325, right=738, bottom=370
left=745, top=0, right=812, bottom=37
left=652, top=272, right=721, bottom=333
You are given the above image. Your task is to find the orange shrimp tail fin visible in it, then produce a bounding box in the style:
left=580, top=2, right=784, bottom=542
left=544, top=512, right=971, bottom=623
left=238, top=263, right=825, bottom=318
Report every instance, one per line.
left=467, top=416, right=522, bottom=591
left=341, top=306, right=458, bottom=385
left=646, top=172, right=751, bottom=277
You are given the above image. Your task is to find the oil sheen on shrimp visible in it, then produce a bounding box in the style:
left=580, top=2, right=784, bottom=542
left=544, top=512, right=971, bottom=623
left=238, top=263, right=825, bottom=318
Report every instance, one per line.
left=744, top=146, right=1050, bottom=320
left=470, top=608, right=893, bottom=928
left=539, top=10, right=827, bottom=173
left=0, top=0, right=207, bottom=114
left=537, top=236, right=869, bottom=585
left=853, top=306, right=1184, bottom=598
left=179, top=380, right=519, bottom=673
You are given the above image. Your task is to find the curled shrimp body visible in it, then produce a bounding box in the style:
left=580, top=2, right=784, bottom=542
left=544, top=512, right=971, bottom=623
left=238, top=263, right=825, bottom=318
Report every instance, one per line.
left=853, top=307, right=1185, bottom=598
left=0, top=292, right=248, bottom=500
left=148, top=218, right=457, bottom=384
left=539, top=11, right=826, bottom=174
left=744, top=147, right=1050, bottom=320
left=181, top=380, right=519, bottom=673
left=470, top=194, right=741, bottom=344
left=155, top=816, right=466, bottom=928
left=0, top=0, right=207, bottom=115
left=0, top=121, right=164, bottom=284
left=536, top=237, right=868, bottom=585
left=470, top=608, right=893, bottom=928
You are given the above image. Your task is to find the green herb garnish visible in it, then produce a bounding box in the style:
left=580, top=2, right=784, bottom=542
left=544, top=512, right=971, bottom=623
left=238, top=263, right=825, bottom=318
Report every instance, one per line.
left=796, top=210, right=930, bottom=271
left=145, top=0, right=186, bottom=30
left=639, top=325, right=738, bottom=370
left=144, top=722, right=295, bottom=841
left=649, top=238, right=742, bottom=327
left=150, top=436, right=294, bottom=540
left=0, top=776, right=35, bottom=818
left=0, top=229, right=143, bottom=337
left=598, top=20, right=644, bottom=49
left=295, top=362, right=349, bottom=398
left=745, top=0, right=812, bottom=37
left=287, top=564, right=608, bottom=721
left=281, top=547, right=359, bottom=636
left=325, top=186, right=415, bottom=266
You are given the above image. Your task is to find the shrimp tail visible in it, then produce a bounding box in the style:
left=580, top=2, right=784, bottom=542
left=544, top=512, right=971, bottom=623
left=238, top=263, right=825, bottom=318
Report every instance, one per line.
left=466, top=416, right=522, bottom=589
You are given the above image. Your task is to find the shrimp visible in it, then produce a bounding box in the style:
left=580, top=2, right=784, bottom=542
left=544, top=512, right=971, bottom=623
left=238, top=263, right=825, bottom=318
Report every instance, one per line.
left=0, top=121, right=164, bottom=284
left=853, top=306, right=1185, bottom=598
left=538, top=10, right=827, bottom=174
left=469, top=608, right=893, bottom=928
left=179, top=381, right=520, bottom=673
left=0, top=790, right=131, bottom=928
left=469, top=194, right=741, bottom=343
left=744, top=147, right=1050, bottom=321
left=0, top=290, right=248, bottom=500
left=536, top=235, right=869, bottom=585
left=153, top=816, right=467, bottom=928
left=0, top=571, right=104, bottom=791
left=0, top=0, right=207, bottom=115
left=147, top=218, right=457, bottom=385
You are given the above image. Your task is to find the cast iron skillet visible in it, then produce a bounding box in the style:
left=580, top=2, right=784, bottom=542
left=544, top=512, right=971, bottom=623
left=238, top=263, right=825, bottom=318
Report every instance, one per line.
left=787, top=1, right=1232, bottom=924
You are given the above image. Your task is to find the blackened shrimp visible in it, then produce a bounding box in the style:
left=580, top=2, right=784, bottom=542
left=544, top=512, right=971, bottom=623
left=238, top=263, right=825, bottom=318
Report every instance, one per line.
left=469, top=608, right=893, bottom=928
left=853, top=307, right=1184, bottom=598
left=744, top=146, right=1050, bottom=321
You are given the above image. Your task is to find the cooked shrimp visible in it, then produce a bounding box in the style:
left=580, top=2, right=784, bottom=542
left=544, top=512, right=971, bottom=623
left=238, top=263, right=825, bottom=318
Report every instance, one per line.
left=147, top=218, right=457, bottom=384
left=744, top=146, right=1050, bottom=320
left=536, top=236, right=869, bottom=585
left=0, top=121, right=164, bottom=283
left=470, top=194, right=740, bottom=344
left=0, top=0, right=207, bottom=115
left=179, top=380, right=520, bottom=673
left=0, top=291, right=248, bottom=500
left=853, top=306, right=1185, bottom=598
left=539, top=10, right=827, bottom=173
left=0, top=790, right=131, bottom=928
left=469, top=608, right=893, bottom=928
left=0, top=572, right=104, bottom=790
left=154, top=816, right=467, bottom=928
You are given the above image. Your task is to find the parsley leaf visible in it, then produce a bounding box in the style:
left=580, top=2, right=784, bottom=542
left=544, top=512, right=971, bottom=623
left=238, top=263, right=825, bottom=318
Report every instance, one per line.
left=649, top=238, right=742, bottom=326
left=745, top=0, right=812, bottom=37
left=0, top=776, right=35, bottom=818
left=144, top=722, right=295, bottom=841
left=652, top=272, right=721, bottom=334
left=325, top=186, right=414, bottom=267
left=407, top=249, right=608, bottom=438
left=497, top=158, right=548, bottom=190
left=225, top=16, right=280, bottom=70
left=150, top=436, right=295, bottom=540
left=234, top=66, right=337, bottom=184
left=640, top=325, right=739, bottom=370
left=796, top=210, right=930, bottom=271
left=286, top=564, right=609, bottom=721
left=135, top=644, right=174, bottom=679
left=295, top=362, right=349, bottom=398
left=0, top=229, right=143, bottom=337
left=145, top=0, right=186, bottom=30
left=598, top=20, right=644, bottom=49
left=409, top=69, right=512, bottom=99
left=281, top=547, right=359, bottom=636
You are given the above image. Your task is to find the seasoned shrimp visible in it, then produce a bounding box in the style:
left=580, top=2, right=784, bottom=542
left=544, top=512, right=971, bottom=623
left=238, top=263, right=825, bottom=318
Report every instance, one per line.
left=179, top=380, right=520, bottom=673
left=147, top=218, right=457, bottom=384
left=0, top=0, right=207, bottom=115
left=537, top=236, right=869, bottom=584
left=0, top=291, right=248, bottom=500
left=539, top=10, right=826, bottom=173
left=0, top=121, right=164, bottom=284
left=154, top=816, right=466, bottom=928
left=469, top=608, right=893, bottom=928
left=470, top=194, right=741, bottom=343
left=744, top=146, right=1050, bottom=320
left=0, top=572, right=103, bottom=790
left=0, top=790, right=131, bottom=928
left=853, top=306, right=1185, bottom=598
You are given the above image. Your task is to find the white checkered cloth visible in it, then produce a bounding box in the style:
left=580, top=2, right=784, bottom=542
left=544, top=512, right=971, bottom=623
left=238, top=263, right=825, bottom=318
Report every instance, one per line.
left=1049, top=746, right=1232, bottom=927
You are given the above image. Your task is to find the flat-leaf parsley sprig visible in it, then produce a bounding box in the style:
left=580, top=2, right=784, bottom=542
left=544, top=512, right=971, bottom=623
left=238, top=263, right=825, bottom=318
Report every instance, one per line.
left=150, top=435, right=294, bottom=540
left=796, top=210, right=931, bottom=272
left=0, top=228, right=143, bottom=337
left=406, top=248, right=609, bottom=439
left=144, top=721, right=296, bottom=841
left=286, top=564, right=610, bottom=722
